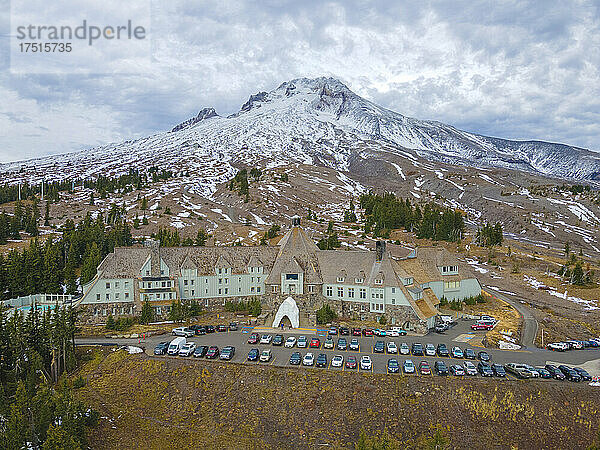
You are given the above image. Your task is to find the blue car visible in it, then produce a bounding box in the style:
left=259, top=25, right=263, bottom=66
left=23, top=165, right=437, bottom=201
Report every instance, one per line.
left=387, top=358, right=400, bottom=373
left=247, top=348, right=259, bottom=361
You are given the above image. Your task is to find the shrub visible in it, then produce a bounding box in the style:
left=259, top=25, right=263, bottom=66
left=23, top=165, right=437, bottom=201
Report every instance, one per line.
left=316, top=304, right=337, bottom=324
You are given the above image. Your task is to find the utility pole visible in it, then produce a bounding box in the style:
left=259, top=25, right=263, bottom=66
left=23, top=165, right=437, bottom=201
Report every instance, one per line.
left=541, top=328, right=544, bottom=348
left=18, top=183, right=21, bottom=201
left=41, top=179, right=44, bottom=200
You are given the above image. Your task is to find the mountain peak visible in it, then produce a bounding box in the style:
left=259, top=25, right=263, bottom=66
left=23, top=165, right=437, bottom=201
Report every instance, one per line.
left=171, top=107, right=219, bottom=132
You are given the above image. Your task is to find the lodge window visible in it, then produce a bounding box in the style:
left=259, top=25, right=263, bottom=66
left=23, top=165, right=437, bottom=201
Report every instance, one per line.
left=96, top=293, right=100, bottom=301
left=337, top=277, right=344, bottom=283
left=326, top=286, right=333, bottom=296
left=106, top=282, right=110, bottom=289
left=444, top=281, right=460, bottom=290
left=348, top=288, right=354, bottom=298
left=337, top=287, right=343, bottom=298
left=355, top=278, right=364, bottom=284
left=360, top=289, right=366, bottom=299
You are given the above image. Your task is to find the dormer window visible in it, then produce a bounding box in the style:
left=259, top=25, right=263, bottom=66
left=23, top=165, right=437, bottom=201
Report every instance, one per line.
left=337, top=277, right=345, bottom=283
left=355, top=278, right=364, bottom=284
left=375, top=279, right=383, bottom=285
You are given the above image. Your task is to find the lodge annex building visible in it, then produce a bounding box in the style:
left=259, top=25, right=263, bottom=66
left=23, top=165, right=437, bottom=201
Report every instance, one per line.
left=79, top=218, right=481, bottom=333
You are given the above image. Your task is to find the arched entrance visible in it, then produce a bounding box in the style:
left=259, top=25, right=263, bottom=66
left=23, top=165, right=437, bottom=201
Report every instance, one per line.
left=272, top=296, right=300, bottom=329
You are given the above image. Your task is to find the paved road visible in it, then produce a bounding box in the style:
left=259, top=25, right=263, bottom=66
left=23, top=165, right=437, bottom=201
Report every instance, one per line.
left=483, top=286, right=539, bottom=349
left=76, top=319, right=600, bottom=379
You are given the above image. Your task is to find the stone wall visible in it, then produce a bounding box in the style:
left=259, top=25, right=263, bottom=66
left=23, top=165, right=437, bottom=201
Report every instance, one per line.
left=78, top=302, right=137, bottom=325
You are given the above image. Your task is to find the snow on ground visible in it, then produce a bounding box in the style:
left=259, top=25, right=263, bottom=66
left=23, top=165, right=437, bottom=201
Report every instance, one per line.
left=487, top=286, right=517, bottom=296
left=524, top=275, right=599, bottom=311
left=389, top=162, right=406, bottom=180
left=547, top=198, right=600, bottom=224
left=466, top=258, right=488, bottom=274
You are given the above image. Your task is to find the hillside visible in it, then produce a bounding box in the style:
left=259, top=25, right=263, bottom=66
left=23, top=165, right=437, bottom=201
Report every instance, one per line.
left=75, top=348, right=600, bottom=449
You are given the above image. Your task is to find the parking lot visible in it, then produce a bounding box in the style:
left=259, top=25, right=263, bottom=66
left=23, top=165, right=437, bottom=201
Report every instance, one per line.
left=120, top=320, right=600, bottom=381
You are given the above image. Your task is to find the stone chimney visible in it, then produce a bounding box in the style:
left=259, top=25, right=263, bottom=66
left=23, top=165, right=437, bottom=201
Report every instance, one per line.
left=291, top=215, right=301, bottom=227
left=376, top=241, right=386, bottom=262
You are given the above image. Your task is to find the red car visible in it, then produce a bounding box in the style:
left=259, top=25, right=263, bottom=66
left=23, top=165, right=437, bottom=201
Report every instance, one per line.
left=363, top=328, right=373, bottom=337
left=346, top=356, right=357, bottom=369
left=247, top=333, right=259, bottom=344
left=471, top=323, right=493, bottom=331
left=309, top=338, right=321, bottom=348
left=352, top=328, right=362, bottom=336
left=419, top=361, right=431, bottom=375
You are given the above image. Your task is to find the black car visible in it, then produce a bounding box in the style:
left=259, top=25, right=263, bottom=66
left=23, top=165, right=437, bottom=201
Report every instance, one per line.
left=316, top=353, right=328, bottom=368
left=217, top=324, right=228, bottom=332
left=289, top=352, right=301, bottom=365
left=374, top=341, right=385, bottom=353
left=545, top=364, right=566, bottom=380
left=478, top=362, right=494, bottom=377
left=205, top=325, right=215, bottom=333
left=411, top=343, right=424, bottom=356
left=434, top=360, right=449, bottom=375
left=273, top=334, right=284, bottom=346
left=247, top=348, right=259, bottom=361
left=491, top=363, right=506, bottom=377
left=220, top=346, right=235, bottom=360
left=574, top=367, right=592, bottom=381
left=329, top=326, right=338, bottom=335
left=337, top=338, right=348, bottom=351
left=387, top=358, right=400, bottom=373
left=464, top=348, right=476, bottom=360
left=537, top=368, right=552, bottom=379
left=558, top=365, right=582, bottom=382
left=339, top=327, right=350, bottom=336
left=153, top=342, right=169, bottom=355
left=189, top=325, right=206, bottom=335
left=437, top=343, right=449, bottom=357
left=477, top=351, right=490, bottom=362
left=229, top=322, right=238, bottom=331
left=193, top=345, right=209, bottom=358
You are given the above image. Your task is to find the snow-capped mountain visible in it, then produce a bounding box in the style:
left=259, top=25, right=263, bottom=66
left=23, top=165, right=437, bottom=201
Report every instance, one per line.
left=2, top=76, right=600, bottom=190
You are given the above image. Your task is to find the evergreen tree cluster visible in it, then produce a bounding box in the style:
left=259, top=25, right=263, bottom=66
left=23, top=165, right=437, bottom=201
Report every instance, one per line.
left=152, top=228, right=209, bottom=248
left=475, top=222, right=503, bottom=247
left=316, top=304, right=337, bottom=325
left=0, top=304, right=97, bottom=448
left=0, top=199, right=41, bottom=242
left=224, top=298, right=262, bottom=316
left=0, top=212, right=133, bottom=301
left=83, top=167, right=172, bottom=198
left=0, top=179, right=72, bottom=206
left=167, top=300, right=202, bottom=323
left=343, top=200, right=357, bottom=223
left=317, top=221, right=341, bottom=250
left=558, top=259, right=594, bottom=286
left=359, top=192, right=465, bottom=242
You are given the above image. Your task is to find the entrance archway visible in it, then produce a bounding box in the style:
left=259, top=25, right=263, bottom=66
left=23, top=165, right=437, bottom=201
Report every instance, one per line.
left=272, top=296, right=300, bottom=329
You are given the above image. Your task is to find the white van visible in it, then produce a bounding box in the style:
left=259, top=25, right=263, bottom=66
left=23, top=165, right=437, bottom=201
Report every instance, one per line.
left=168, top=337, right=186, bottom=355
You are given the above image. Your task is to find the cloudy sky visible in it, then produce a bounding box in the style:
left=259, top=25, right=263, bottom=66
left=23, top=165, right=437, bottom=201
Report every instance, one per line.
left=0, top=0, right=599, bottom=163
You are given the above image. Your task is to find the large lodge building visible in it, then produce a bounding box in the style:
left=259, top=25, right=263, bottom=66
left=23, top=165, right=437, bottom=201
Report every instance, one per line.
left=79, top=218, right=481, bottom=333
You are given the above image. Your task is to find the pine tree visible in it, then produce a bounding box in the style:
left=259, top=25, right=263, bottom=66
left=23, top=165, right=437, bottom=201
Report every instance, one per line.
left=80, top=243, right=101, bottom=285
left=42, top=424, right=80, bottom=450
left=6, top=382, right=30, bottom=448
left=140, top=300, right=153, bottom=325
left=44, top=201, right=50, bottom=226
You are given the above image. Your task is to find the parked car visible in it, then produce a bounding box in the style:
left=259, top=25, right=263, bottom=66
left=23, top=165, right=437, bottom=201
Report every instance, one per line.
left=339, top=327, right=350, bottom=336
left=153, top=342, right=169, bottom=355
left=373, top=329, right=387, bottom=337
left=217, top=324, right=227, bottom=332
left=349, top=339, right=360, bottom=351
left=179, top=342, right=196, bottom=357
left=403, top=359, right=415, bottom=374
left=463, top=361, right=477, bottom=376
left=337, top=338, right=348, bottom=351
left=400, top=343, right=410, bottom=355
left=228, top=322, right=238, bottom=331
left=435, top=323, right=449, bottom=333
left=328, top=326, right=338, bottom=335
left=478, top=362, right=494, bottom=377
left=419, top=361, right=431, bottom=375
left=491, top=363, right=506, bottom=377
left=363, top=328, right=373, bottom=337
left=220, top=346, right=235, bottom=360
left=374, top=341, right=385, bottom=353
left=477, top=351, right=491, bottom=362
left=316, top=353, right=328, bottom=368
left=331, top=355, right=344, bottom=368
left=565, top=340, right=583, bottom=350
left=189, top=325, right=205, bottom=335
left=464, top=348, right=476, bottom=360
left=558, top=365, right=582, bottom=382
left=537, top=368, right=552, bottom=379
left=285, top=336, right=297, bottom=348
left=346, top=356, right=358, bottom=369
left=297, top=336, right=308, bottom=348
left=523, top=364, right=540, bottom=377
left=574, top=367, right=592, bottom=381
left=193, top=345, right=208, bottom=358
left=387, top=341, right=398, bottom=354
left=309, top=338, right=321, bottom=348
left=505, top=363, right=533, bottom=379
left=387, top=358, right=400, bottom=373
left=471, top=322, right=493, bottom=331
left=425, top=344, right=436, bottom=357
left=352, top=328, right=362, bottom=336
left=545, top=364, right=566, bottom=380
left=451, top=346, right=463, bottom=358
left=437, top=343, right=449, bottom=357
left=547, top=342, right=569, bottom=352
left=247, top=333, right=259, bottom=344
left=360, top=355, right=372, bottom=370
left=303, top=353, right=315, bottom=366
left=324, top=336, right=335, bottom=349
left=259, top=349, right=272, bottom=362
left=450, top=364, right=465, bottom=376
left=168, top=337, right=186, bottom=355
left=260, top=334, right=272, bottom=344
left=390, top=327, right=407, bottom=336
left=205, top=346, right=219, bottom=359
left=205, top=325, right=215, bottom=333
left=386, top=330, right=399, bottom=337
left=247, top=348, right=259, bottom=361
left=435, top=360, right=449, bottom=376
left=289, top=352, right=301, bottom=365
left=411, top=343, right=424, bottom=356
left=272, top=334, right=284, bottom=346
left=172, top=327, right=194, bottom=337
